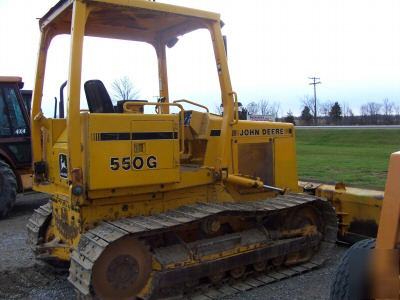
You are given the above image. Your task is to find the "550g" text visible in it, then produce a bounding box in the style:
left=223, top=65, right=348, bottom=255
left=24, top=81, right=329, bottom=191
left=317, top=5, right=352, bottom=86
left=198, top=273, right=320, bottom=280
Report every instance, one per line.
left=110, top=156, right=157, bottom=171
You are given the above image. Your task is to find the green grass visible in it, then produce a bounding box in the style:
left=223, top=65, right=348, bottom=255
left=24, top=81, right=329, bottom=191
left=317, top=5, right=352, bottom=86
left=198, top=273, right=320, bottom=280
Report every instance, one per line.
left=296, top=129, right=400, bottom=190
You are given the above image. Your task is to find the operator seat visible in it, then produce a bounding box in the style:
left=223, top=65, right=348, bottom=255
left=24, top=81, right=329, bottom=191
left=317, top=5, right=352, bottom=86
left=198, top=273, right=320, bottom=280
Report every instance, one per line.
left=84, top=80, right=115, bottom=113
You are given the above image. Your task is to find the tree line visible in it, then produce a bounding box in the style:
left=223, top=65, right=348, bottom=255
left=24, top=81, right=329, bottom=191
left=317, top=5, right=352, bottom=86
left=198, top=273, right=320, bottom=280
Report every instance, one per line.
left=286, top=96, right=400, bottom=125
left=225, top=97, right=400, bottom=126
left=111, top=78, right=399, bottom=126
left=215, top=99, right=281, bottom=120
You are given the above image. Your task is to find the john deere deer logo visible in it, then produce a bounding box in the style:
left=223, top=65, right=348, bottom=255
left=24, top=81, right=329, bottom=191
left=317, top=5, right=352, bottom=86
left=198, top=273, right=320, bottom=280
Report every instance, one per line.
left=59, top=154, right=68, bottom=178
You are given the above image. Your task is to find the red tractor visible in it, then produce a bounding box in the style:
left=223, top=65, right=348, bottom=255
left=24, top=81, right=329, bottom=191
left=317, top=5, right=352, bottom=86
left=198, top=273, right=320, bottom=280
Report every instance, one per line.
left=0, top=76, right=32, bottom=217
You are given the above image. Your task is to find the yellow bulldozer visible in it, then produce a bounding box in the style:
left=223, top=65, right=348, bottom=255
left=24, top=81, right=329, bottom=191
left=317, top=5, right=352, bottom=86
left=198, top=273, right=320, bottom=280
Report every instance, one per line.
left=28, top=0, right=338, bottom=299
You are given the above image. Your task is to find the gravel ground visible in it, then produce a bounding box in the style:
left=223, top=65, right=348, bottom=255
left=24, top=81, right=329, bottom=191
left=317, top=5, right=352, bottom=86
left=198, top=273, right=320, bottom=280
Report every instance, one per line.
left=0, top=193, right=73, bottom=300
left=0, top=193, right=346, bottom=300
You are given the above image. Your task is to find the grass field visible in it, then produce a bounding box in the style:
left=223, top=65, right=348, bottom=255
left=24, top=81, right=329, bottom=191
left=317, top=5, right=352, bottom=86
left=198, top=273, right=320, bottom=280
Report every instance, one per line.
left=296, top=129, right=400, bottom=190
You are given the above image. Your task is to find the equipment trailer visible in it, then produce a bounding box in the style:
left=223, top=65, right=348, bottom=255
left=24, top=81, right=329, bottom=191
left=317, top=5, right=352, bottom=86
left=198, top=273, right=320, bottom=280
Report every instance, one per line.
left=28, top=1, right=337, bottom=299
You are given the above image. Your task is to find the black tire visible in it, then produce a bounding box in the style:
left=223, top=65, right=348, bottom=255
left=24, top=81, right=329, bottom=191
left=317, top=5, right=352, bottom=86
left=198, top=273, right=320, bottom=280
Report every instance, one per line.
left=0, top=160, right=17, bottom=218
left=330, top=238, right=375, bottom=300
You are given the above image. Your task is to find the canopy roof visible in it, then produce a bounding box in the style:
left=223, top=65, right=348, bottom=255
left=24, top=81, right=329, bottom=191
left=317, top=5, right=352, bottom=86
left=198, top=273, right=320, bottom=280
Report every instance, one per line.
left=40, top=0, right=220, bottom=43
left=0, top=76, right=22, bottom=83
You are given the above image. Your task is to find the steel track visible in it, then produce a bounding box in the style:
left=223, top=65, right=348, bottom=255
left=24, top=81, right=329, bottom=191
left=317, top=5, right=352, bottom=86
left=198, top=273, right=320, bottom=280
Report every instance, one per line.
left=27, top=193, right=337, bottom=299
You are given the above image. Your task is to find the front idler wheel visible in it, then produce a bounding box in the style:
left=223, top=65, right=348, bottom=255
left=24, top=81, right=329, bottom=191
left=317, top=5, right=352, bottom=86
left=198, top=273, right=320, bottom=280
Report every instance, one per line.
left=91, top=237, right=152, bottom=299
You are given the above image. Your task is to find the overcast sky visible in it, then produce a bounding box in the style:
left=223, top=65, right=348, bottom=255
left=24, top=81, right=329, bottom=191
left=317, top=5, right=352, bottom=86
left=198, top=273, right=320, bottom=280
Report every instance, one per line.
left=1, top=0, right=400, bottom=116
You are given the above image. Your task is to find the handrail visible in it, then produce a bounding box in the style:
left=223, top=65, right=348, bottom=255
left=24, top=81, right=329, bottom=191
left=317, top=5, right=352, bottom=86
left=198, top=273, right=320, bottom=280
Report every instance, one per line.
left=123, top=101, right=185, bottom=154
left=230, top=91, right=239, bottom=125
left=173, top=99, right=209, bottom=113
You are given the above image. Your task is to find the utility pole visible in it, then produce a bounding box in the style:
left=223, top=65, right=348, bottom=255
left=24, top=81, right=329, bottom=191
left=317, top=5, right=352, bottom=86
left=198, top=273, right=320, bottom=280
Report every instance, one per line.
left=309, top=77, right=321, bottom=125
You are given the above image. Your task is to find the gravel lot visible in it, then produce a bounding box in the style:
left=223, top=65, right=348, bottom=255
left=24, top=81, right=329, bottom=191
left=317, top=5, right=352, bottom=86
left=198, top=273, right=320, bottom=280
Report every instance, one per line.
left=0, top=193, right=346, bottom=300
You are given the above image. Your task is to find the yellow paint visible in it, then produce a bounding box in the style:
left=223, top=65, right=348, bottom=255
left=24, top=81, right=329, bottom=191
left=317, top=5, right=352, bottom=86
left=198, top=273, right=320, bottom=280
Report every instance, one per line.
left=372, top=152, right=400, bottom=299
left=66, top=0, right=89, bottom=179
left=20, top=172, right=33, bottom=190
left=31, top=0, right=300, bottom=264
left=299, top=181, right=383, bottom=239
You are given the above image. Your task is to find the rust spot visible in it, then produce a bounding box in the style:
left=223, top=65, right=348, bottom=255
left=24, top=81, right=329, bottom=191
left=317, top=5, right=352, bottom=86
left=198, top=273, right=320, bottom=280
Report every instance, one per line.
left=334, top=182, right=346, bottom=190
left=55, top=209, right=79, bottom=239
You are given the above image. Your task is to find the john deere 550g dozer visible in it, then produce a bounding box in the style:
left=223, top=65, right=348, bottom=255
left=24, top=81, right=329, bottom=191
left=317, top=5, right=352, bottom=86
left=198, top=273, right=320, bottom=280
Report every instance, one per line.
left=28, top=1, right=337, bottom=298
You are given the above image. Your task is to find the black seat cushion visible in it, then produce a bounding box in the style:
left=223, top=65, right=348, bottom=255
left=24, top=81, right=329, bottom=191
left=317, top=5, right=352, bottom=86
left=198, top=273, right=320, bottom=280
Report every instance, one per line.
left=84, top=80, right=114, bottom=113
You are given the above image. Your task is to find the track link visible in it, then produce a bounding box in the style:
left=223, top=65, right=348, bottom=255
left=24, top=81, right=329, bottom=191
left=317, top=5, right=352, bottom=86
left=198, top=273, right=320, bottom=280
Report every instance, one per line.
left=187, top=261, right=325, bottom=300
left=69, top=193, right=337, bottom=299
left=26, top=201, right=52, bottom=254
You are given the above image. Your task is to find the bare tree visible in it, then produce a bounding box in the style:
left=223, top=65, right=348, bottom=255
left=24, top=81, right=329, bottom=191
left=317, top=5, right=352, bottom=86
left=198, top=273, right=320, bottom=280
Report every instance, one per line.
left=369, top=102, right=382, bottom=125
left=366, top=102, right=382, bottom=116
left=395, top=104, right=400, bottom=115
left=319, top=101, right=333, bottom=117
left=341, top=102, right=352, bottom=118
left=258, top=99, right=270, bottom=115
left=111, top=76, right=140, bottom=101
left=269, top=102, right=280, bottom=119
left=301, top=95, right=318, bottom=121
left=360, top=104, right=368, bottom=124
left=382, top=98, right=394, bottom=121
left=341, top=102, right=354, bottom=125
left=342, top=102, right=348, bottom=118
left=360, top=104, right=367, bottom=116
left=360, top=102, right=381, bottom=124
left=246, top=101, right=259, bottom=115
left=214, top=103, right=223, bottom=115
left=394, top=104, right=400, bottom=124
left=347, top=108, right=354, bottom=117
left=256, top=99, right=280, bottom=118
left=245, top=99, right=281, bottom=119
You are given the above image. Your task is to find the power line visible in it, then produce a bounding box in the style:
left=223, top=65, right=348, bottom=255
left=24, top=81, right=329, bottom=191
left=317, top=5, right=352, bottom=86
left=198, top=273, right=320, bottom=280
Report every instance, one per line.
left=309, top=76, right=321, bottom=125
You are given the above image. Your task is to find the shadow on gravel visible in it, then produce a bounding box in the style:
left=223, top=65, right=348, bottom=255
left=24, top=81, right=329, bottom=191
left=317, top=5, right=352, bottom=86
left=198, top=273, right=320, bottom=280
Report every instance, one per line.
left=7, top=193, right=49, bottom=219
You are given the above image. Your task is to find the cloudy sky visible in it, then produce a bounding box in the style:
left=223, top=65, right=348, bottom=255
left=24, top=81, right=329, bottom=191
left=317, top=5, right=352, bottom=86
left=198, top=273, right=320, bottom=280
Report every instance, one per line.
left=1, top=0, right=400, bottom=116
